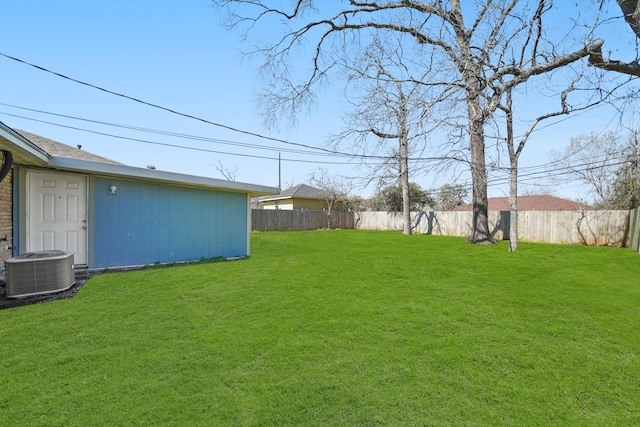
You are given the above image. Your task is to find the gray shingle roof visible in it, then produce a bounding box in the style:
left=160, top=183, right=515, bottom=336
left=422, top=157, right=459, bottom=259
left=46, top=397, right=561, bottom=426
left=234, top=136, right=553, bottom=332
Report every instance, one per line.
left=259, top=184, right=326, bottom=202
left=278, top=184, right=325, bottom=199
left=15, top=129, right=122, bottom=165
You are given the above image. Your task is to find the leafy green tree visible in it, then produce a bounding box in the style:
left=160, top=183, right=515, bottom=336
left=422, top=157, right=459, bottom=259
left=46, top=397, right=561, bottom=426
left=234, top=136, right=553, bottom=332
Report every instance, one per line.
left=436, top=184, right=469, bottom=211
left=344, top=195, right=367, bottom=212
left=377, top=183, right=434, bottom=212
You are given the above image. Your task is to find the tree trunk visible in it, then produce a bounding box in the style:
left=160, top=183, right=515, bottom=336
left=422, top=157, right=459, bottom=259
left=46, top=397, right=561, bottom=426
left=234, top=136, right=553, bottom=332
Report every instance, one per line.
left=453, top=4, right=494, bottom=245
left=618, top=0, right=640, bottom=38
left=466, top=104, right=494, bottom=244
left=399, top=103, right=411, bottom=235
left=509, top=164, right=518, bottom=252
left=505, top=89, right=518, bottom=251
left=401, top=161, right=411, bottom=235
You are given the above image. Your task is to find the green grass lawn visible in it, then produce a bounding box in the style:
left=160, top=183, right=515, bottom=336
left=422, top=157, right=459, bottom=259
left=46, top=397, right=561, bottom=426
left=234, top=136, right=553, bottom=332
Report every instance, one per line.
left=1, top=230, right=639, bottom=426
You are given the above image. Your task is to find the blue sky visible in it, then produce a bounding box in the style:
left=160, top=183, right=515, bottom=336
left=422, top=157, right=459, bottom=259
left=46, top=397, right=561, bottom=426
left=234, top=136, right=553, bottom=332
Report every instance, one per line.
left=1, top=1, right=639, bottom=201
left=1, top=1, right=336, bottom=188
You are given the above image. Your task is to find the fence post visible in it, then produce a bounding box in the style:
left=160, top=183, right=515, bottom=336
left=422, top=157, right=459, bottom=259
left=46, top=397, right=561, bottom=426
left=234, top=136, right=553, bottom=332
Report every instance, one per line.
left=630, top=207, right=640, bottom=253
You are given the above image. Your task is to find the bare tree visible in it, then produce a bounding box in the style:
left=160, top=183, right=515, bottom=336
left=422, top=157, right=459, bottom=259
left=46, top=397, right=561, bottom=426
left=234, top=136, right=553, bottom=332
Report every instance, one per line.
left=213, top=159, right=239, bottom=181
left=333, top=37, right=444, bottom=235
left=610, top=134, right=640, bottom=208
left=552, top=132, right=627, bottom=207
left=497, top=58, right=634, bottom=250
left=283, top=179, right=297, bottom=190
left=553, top=130, right=640, bottom=209
left=309, top=168, right=352, bottom=228
left=499, top=83, right=609, bottom=250
left=214, top=0, right=608, bottom=243
left=499, top=88, right=569, bottom=251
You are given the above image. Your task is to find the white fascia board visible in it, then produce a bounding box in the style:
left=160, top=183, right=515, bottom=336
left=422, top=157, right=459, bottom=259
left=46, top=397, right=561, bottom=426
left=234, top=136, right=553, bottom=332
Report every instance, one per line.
left=260, top=195, right=292, bottom=202
left=0, top=123, right=49, bottom=165
left=47, top=156, right=279, bottom=196
left=261, top=195, right=324, bottom=202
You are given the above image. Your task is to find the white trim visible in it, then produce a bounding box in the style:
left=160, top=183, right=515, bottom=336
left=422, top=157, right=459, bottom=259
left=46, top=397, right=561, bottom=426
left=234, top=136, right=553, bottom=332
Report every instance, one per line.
left=1, top=123, right=278, bottom=196
left=0, top=122, right=49, bottom=165
left=48, top=156, right=279, bottom=196
left=246, top=194, right=252, bottom=256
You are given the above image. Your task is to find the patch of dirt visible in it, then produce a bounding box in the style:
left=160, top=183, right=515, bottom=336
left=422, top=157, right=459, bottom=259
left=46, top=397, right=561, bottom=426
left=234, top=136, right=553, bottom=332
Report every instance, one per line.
left=0, top=279, right=86, bottom=310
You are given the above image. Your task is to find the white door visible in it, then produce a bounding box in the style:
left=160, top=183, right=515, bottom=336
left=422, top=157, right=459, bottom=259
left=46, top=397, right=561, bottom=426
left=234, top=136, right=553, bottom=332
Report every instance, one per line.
left=27, top=171, right=88, bottom=265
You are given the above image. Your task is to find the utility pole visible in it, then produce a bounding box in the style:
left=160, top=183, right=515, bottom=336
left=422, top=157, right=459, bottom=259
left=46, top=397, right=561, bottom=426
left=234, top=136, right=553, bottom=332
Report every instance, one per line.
left=631, top=135, right=639, bottom=208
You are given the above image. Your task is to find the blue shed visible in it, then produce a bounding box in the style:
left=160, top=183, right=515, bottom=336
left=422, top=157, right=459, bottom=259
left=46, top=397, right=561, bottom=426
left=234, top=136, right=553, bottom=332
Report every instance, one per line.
left=0, top=123, right=278, bottom=269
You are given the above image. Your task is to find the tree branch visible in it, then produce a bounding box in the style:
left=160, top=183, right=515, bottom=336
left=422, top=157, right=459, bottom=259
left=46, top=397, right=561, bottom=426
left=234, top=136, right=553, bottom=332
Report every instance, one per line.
left=588, top=43, right=640, bottom=77
left=491, top=40, right=604, bottom=87
left=370, top=128, right=400, bottom=139
left=484, top=39, right=605, bottom=117
left=617, top=0, right=640, bottom=38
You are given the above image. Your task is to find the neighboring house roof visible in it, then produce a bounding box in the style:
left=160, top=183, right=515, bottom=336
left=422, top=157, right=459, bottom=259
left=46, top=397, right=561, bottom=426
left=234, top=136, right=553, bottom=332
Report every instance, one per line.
left=454, top=195, right=590, bottom=211
left=14, top=129, right=122, bottom=165
left=260, top=184, right=326, bottom=202
left=0, top=123, right=278, bottom=197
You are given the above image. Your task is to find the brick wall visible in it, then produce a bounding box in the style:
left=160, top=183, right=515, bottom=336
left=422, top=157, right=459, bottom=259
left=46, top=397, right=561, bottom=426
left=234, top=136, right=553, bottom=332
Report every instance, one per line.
left=0, top=168, right=13, bottom=262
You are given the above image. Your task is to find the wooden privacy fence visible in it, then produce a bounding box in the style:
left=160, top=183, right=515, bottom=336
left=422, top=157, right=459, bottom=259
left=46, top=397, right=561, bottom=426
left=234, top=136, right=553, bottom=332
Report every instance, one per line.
left=630, top=208, right=640, bottom=252
left=252, top=209, right=354, bottom=231
left=253, top=208, right=640, bottom=250
left=356, top=210, right=637, bottom=248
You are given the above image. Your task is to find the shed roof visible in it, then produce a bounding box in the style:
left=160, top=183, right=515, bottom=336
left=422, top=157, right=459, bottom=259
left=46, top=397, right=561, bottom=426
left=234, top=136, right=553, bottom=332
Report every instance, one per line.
left=454, top=195, right=590, bottom=211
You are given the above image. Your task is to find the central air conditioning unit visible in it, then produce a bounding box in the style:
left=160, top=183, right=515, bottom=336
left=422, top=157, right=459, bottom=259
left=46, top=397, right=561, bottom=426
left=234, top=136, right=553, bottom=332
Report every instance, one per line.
left=5, top=250, right=75, bottom=298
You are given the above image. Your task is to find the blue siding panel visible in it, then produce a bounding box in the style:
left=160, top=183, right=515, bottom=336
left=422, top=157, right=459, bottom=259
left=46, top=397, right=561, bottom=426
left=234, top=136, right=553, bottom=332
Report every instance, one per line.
left=92, top=178, right=247, bottom=268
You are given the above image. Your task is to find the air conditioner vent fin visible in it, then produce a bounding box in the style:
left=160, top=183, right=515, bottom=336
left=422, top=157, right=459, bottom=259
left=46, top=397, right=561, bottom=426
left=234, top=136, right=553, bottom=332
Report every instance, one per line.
left=5, top=251, right=75, bottom=298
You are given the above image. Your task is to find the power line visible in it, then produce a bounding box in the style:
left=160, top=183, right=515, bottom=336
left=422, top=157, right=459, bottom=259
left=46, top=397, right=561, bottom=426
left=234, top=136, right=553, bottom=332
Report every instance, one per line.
left=0, top=103, right=466, bottom=165
left=442, top=151, right=636, bottom=200
left=481, top=156, right=636, bottom=195
left=0, top=52, right=464, bottom=164
left=0, top=112, right=362, bottom=165
left=3, top=52, right=633, bottom=197
left=0, top=51, right=362, bottom=158
left=4, top=106, right=631, bottom=198
left=0, top=104, right=342, bottom=158
left=4, top=52, right=596, bottom=171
